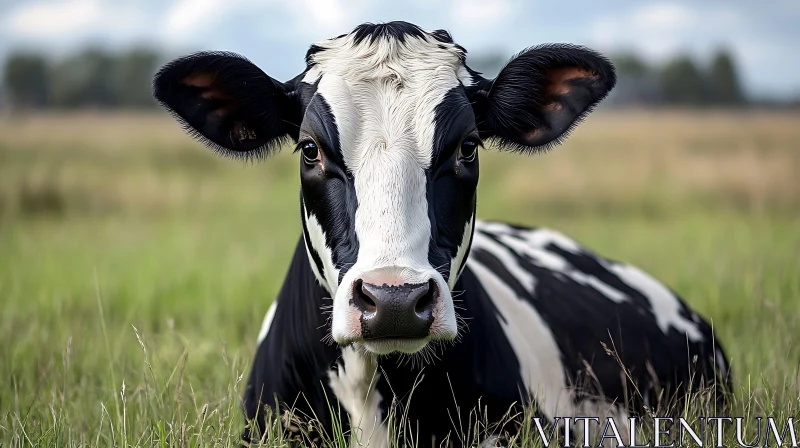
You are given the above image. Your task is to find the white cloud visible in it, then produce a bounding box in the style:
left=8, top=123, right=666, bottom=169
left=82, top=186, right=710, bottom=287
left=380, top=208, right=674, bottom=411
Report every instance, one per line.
left=589, top=2, right=744, bottom=60
left=450, top=0, right=511, bottom=29
left=585, top=2, right=800, bottom=97
left=629, top=2, right=697, bottom=32
left=162, top=0, right=228, bottom=39
left=3, top=0, right=147, bottom=40
left=5, top=0, right=103, bottom=38
left=159, top=0, right=369, bottom=44
left=289, top=0, right=361, bottom=36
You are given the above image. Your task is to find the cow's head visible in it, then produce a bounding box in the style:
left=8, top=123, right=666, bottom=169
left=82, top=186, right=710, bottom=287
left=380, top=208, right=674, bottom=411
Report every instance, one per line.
left=154, top=21, right=615, bottom=356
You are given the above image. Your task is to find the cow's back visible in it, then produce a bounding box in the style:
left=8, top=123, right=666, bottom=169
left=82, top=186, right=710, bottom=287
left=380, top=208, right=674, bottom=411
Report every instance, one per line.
left=462, top=220, right=731, bottom=415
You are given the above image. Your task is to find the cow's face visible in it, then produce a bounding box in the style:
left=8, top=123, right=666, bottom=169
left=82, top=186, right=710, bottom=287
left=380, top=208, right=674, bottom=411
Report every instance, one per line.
left=154, top=21, right=615, bottom=356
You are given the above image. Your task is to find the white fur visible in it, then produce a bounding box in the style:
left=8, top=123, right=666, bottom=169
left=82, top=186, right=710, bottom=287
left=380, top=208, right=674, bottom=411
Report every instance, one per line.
left=469, top=228, right=634, bottom=442
left=465, top=244, right=572, bottom=420
left=302, top=29, right=465, bottom=348
left=303, top=203, right=340, bottom=296
left=478, top=222, right=704, bottom=340
left=479, top=227, right=628, bottom=303
left=470, top=229, right=538, bottom=294
left=608, top=263, right=704, bottom=341
left=327, top=347, right=388, bottom=448
left=448, top=216, right=474, bottom=289
left=256, top=301, right=278, bottom=344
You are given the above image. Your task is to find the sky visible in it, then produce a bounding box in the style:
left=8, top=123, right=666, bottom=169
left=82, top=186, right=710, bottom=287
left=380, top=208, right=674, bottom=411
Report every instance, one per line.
left=0, top=0, right=798, bottom=99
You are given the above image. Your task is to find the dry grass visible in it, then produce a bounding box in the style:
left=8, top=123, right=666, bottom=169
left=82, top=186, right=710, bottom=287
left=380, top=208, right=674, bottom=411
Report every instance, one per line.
left=0, top=110, right=798, bottom=447
left=480, top=109, right=800, bottom=218
left=2, top=109, right=797, bottom=219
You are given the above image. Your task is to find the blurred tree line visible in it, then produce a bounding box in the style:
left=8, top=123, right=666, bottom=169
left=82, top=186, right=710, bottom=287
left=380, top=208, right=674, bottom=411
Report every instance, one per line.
left=607, top=50, right=745, bottom=107
left=2, top=46, right=161, bottom=110
left=0, top=45, right=780, bottom=110
left=470, top=48, right=751, bottom=108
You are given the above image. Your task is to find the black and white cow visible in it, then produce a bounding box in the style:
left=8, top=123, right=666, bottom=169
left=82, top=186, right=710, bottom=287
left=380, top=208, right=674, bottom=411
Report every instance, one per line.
left=153, top=21, right=731, bottom=446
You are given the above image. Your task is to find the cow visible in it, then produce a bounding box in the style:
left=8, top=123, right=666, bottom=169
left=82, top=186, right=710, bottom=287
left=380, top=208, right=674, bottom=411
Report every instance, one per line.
left=153, top=21, right=731, bottom=447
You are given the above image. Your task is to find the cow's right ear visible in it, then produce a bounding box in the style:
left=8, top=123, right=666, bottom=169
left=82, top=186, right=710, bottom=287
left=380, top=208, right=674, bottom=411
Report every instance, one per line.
left=153, top=51, right=300, bottom=159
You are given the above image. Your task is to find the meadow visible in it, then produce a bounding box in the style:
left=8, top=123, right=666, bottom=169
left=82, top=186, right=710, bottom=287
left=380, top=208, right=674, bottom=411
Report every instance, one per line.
left=0, top=109, right=798, bottom=446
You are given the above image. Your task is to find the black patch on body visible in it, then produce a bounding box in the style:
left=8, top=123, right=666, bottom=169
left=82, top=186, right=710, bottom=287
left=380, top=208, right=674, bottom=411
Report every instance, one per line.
left=472, top=225, right=732, bottom=410
left=241, top=238, right=342, bottom=445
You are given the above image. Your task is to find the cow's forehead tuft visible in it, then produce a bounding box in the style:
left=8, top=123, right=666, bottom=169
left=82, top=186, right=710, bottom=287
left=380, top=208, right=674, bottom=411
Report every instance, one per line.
left=302, top=23, right=468, bottom=86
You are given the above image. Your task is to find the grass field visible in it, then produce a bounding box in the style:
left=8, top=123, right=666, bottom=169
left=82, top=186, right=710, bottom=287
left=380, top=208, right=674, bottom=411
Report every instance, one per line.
left=1, top=110, right=798, bottom=446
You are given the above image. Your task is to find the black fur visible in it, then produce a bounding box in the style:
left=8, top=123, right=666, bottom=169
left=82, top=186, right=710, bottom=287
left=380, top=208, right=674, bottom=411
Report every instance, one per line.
left=468, top=44, right=617, bottom=154
left=241, top=238, right=341, bottom=445
left=351, top=21, right=427, bottom=45
left=305, top=44, right=327, bottom=65
left=430, top=29, right=454, bottom=44
left=471, top=225, right=730, bottom=411
left=427, top=87, right=480, bottom=284
left=298, top=93, right=360, bottom=284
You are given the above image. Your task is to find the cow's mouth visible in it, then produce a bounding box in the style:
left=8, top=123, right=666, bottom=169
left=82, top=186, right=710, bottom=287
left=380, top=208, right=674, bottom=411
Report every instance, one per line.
left=361, top=338, right=430, bottom=355
left=331, top=269, right=459, bottom=353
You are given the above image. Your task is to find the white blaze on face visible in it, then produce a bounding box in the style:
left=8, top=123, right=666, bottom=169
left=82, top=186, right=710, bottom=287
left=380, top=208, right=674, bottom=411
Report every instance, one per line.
left=301, top=32, right=466, bottom=349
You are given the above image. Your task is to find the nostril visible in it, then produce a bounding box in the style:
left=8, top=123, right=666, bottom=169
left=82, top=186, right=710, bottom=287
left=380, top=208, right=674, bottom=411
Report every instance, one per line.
left=414, top=279, right=438, bottom=315
left=354, top=279, right=377, bottom=312
left=357, top=279, right=437, bottom=340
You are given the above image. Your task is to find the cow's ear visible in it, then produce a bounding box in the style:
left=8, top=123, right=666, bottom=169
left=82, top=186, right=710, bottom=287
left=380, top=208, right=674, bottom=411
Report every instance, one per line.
left=153, top=51, right=300, bottom=159
left=470, top=44, right=616, bottom=153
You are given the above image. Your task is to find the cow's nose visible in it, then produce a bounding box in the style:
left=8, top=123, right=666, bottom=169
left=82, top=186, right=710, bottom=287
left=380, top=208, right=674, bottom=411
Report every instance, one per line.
left=353, top=279, right=437, bottom=340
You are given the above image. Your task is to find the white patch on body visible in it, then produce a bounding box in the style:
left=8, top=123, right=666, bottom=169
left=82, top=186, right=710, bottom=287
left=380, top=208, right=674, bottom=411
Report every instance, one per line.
left=478, top=226, right=627, bottom=303
left=465, top=244, right=572, bottom=420
left=303, top=204, right=340, bottom=296
left=477, top=222, right=704, bottom=341
left=607, top=263, right=704, bottom=341
left=470, top=228, right=537, bottom=293
left=256, top=301, right=278, bottom=344
left=467, top=222, right=691, bottom=437
left=327, top=347, right=388, bottom=448
left=448, top=216, right=474, bottom=289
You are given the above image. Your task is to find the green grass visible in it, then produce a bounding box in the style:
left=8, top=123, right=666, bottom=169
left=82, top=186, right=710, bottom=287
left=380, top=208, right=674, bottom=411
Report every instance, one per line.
left=0, top=110, right=798, bottom=446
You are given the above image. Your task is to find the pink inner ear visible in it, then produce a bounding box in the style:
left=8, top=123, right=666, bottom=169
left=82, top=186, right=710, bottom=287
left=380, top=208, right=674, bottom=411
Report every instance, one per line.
left=522, top=67, right=600, bottom=145
left=181, top=73, right=216, bottom=88
left=181, top=73, right=231, bottom=102
left=544, top=67, right=598, bottom=98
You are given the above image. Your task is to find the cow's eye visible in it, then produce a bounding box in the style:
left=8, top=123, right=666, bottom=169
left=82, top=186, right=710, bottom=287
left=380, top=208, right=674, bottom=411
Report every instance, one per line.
left=458, top=138, right=479, bottom=162
left=300, top=141, right=321, bottom=164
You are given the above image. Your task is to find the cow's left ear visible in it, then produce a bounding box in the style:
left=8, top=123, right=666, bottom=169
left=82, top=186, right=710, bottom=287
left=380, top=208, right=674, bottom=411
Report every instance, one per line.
left=153, top=51, right=301, bottom=159
left=469, top=44, right=616, bottom=153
